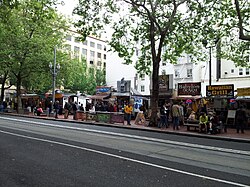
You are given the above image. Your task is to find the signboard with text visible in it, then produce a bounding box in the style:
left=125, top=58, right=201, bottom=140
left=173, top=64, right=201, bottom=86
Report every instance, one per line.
left=206, top=84, right=234, bottom=97
left=178, top=82, right=201, bottom=96
left=237, top=87, right=250, bottom=96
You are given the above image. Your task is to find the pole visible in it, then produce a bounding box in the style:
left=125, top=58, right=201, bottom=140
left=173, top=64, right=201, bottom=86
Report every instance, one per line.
left=51, top=46, right=56, bottom=112
left=209, top=47, right=212, bottom=86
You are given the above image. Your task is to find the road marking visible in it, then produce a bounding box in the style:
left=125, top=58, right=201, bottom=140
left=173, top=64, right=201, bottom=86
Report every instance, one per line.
left=0, top=129, right=249, bottom=187
left=1, top=116, right=250, bottom=156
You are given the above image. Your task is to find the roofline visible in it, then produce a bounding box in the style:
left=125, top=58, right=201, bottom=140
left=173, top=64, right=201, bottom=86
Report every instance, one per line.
left=68, top=29, right=106, bottom=43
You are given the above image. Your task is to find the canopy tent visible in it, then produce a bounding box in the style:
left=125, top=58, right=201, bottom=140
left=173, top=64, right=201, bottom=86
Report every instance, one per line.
left=88, top=94, right=110, bottom=101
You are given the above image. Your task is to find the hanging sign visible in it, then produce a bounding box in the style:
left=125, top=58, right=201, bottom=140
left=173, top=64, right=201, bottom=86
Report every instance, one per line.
left=206, top=84, right=234, bottom=97
left=178, top=82, right=201, bottom=96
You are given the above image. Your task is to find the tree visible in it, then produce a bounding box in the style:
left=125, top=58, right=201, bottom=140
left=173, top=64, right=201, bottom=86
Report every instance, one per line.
left=73, top=0, right=206, bottom=126
left=0, top=0, right=69, bottom=112
left=186, top=0, right=249, bottom=67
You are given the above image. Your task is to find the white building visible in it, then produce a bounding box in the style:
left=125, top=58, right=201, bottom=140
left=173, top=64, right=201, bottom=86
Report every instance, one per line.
left=64, top=30, right=107, bottom=70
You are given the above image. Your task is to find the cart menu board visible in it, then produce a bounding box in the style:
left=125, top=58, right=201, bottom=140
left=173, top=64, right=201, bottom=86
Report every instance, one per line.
left=206, top=84, right=234, bottom=97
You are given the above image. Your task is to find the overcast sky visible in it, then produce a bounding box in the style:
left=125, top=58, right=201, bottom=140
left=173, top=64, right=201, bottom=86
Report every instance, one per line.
left=57, top=0, right=77, bottom=16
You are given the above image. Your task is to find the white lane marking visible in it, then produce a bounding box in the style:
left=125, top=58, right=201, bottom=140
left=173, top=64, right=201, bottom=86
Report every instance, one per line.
left=1, top=116, right=250, bottom=156
left=0, top=129, right=249, bottom=187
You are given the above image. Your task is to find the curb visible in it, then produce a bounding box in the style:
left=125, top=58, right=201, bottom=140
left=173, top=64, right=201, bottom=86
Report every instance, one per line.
left=1, top=112, right=250, bottom=143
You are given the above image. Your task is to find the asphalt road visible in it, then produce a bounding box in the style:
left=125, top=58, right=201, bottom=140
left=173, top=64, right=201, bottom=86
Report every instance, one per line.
left=0, top=115, right=250, bottom=187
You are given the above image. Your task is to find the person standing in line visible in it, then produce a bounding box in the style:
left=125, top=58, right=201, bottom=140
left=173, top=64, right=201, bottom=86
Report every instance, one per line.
left=124, top=103, right=133, bottom=125
left=235, top=105, right=247, bottom=133
left=158, top=103, right=167, bottom=128
left=72, top=101, right=78, bottom=120
left=53, top=100, right=59, bottom=119
left=172, top=102, right=180, bottom=130
left=64, top=102, right=70, bottom=119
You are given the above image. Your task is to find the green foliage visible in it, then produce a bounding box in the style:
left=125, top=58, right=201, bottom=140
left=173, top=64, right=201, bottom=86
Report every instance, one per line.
left=0, top=0, right=69, bottom=91
left=62, top=57, right=106, bottom=95
left=186, top=0, right=250, bottom=67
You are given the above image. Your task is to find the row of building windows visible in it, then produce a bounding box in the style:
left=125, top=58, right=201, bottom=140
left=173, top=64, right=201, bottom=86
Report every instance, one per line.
left=231, top=68, right=250, bottom=75
left=71, top=46, right=106, bottom=60
left=174, top=69, right=193, bottom=78
left=66, top=35, right=106, bottom=51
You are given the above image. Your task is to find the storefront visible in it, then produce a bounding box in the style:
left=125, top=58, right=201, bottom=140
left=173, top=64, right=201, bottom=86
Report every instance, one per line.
left=205, top=84, right=235, bottom=113
left=172, top=82, right=202, bottom=112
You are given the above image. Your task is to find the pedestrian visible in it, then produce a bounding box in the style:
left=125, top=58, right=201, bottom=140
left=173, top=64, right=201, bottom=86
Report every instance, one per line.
left=64, top=102, right=70, bottom=119
left=235, top=105, right=247, bottom=133
left=72, top=102, right=78, bottom=120
left=53, top=100, right=59, bottom=119
left=124, top=103, right=133, bottom=125
left=158, top=103, right=167, bottom=128
left=172, top=101, right=181, bottom=130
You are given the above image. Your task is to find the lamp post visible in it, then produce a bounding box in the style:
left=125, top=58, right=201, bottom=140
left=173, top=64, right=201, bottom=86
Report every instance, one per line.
left=202, top=39, right=218, bottom=86
left=49, top=47, right=60, bottom=112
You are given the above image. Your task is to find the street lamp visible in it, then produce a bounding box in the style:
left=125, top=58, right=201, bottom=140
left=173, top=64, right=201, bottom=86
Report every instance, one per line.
left=202, top=39, right=218, bottom=86
left=49, top=47, right=60, bottom=113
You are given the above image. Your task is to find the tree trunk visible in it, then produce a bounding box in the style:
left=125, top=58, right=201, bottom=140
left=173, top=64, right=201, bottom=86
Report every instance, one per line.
left=149, top=59, right=160, bottom=127
left=0, top=72, right=9, bottom=103
left=16, top=75, right=22, bottom=114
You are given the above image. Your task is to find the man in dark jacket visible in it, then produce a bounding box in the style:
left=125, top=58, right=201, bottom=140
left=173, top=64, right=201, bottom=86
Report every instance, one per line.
left=53, top=100, right=60, bottom=118
left=235, top=105, right=247, bottom=133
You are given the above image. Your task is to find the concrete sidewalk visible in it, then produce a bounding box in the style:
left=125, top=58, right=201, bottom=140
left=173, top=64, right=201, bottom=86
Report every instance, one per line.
left=1, top=112, right=250, bottom=143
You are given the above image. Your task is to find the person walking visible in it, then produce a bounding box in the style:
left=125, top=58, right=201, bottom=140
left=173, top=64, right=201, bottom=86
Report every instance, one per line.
left=124, top=103, right=133, bottom=125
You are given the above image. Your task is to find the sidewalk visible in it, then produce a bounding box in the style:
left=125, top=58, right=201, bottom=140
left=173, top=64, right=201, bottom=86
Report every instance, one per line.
left=1, top=112, right=250, bottom=143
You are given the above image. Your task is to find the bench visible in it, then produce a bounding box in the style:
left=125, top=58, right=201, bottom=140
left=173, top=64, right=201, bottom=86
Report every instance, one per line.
left=184, top=120, right=200, bottom=131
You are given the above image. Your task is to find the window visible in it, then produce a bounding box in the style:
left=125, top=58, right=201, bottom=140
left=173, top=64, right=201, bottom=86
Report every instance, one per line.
left=74, top=46, right=80, bottom=59
left=246, top=68, right=249, bottom=75
left=187, top=69, right=192, bottom=78
left=97, top=44, right=102, bottom=50
left=104, top=62, right=106, bottom=68
left=83, top=40, right=87, bottom=45
left=162, top=61, right=166, bottom=66
left=90, top=41, right=95, bottom=48
left=239, top=68, right=243, bottom=75
left=90, top=60, right=94, bottom=65
left=66, top=35, right=71, bottom=41
left=162, top=70, right=166, bottom=75
left=141, top=85, right=145, bottom=92
left=135, top=48, right=139, bottom=56
left=104, top=54, right=106, bottom=60
left=90, top=50, right=95, bottom=58
left=231, top=69, right=234, bottom=74
left=82, top=48, right=87, bottom=57
left=175, top=70, right=180, bottom=78
left=104, top=45, right=107, bottom=51
left=75, top=37, right=81, bottom=43
left=97, top=52, right=102, bottom=59
left=140, top=74, right=145, bottom=81
left=97, top=61, right=102, bottom=66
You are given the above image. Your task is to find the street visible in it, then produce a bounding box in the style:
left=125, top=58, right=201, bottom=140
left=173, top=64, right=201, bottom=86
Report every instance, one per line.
left=0, top=116, right=250, bottom=187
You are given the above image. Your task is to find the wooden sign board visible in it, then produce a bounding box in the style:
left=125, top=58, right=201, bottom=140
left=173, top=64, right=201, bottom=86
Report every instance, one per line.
left=226, top=110, right=236, bottom=126
left=227, top=110, right=236, bottom=118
